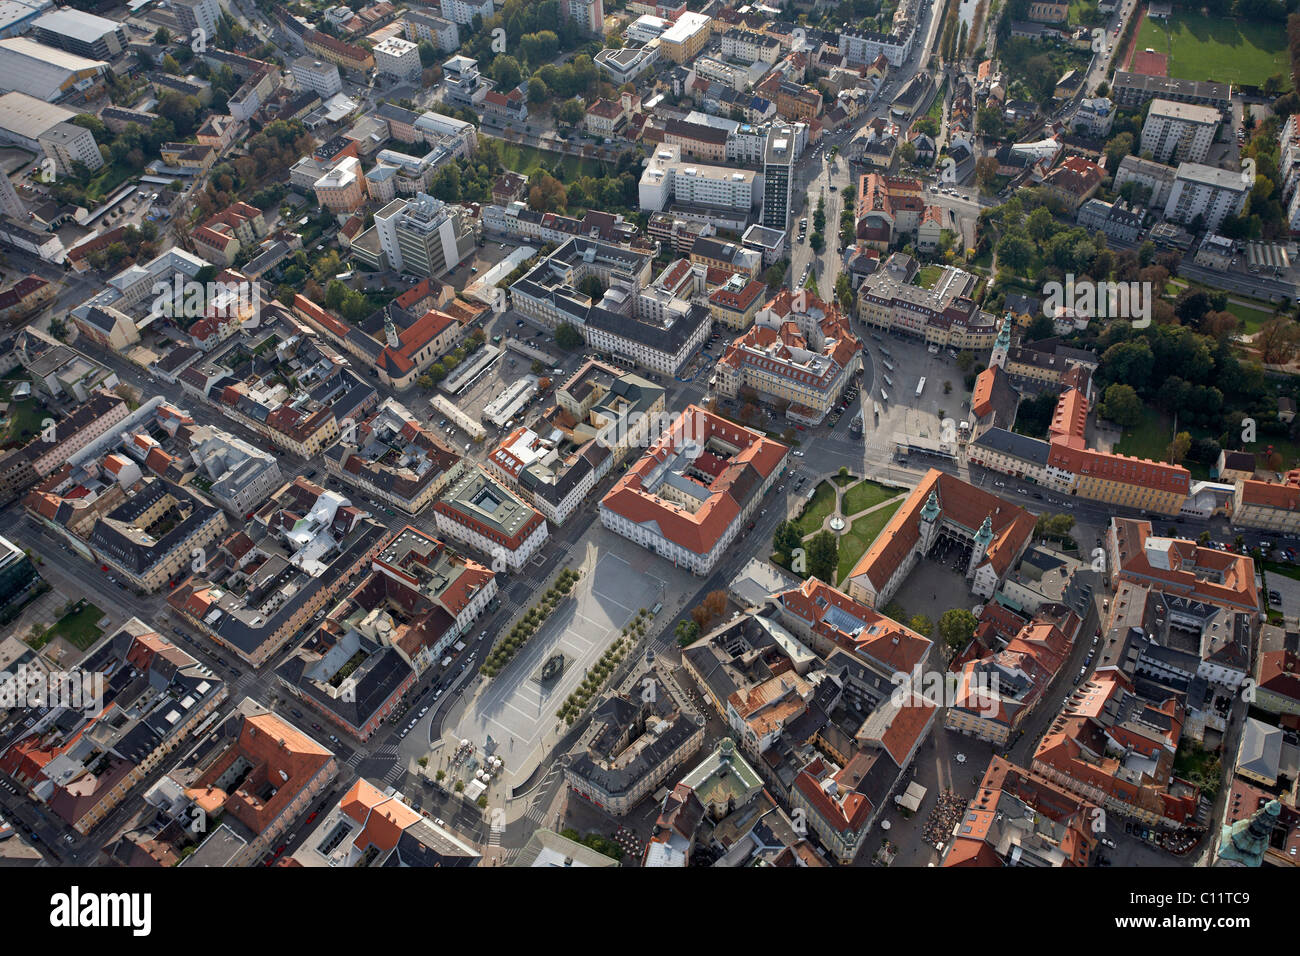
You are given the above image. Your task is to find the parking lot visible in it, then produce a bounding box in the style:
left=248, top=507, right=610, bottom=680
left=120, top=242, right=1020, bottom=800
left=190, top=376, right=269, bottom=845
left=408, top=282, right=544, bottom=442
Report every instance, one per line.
left=1267, top=571, right=1300, bottom=625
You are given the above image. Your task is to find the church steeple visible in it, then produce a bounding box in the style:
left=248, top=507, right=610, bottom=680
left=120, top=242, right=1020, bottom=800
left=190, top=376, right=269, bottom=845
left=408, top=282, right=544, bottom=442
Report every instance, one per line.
left=967, top=514, right=995, bottom=580
left=990, top=311, right=1013, bottom=370
left=1215, top=798, right=1281, bottom=866
left=919, top=488, right=941, bottom=554
left=384, top=313, right=400, bottom=349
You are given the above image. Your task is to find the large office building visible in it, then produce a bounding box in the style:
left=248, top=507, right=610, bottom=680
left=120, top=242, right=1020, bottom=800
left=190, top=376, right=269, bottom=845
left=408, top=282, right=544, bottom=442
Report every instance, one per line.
left=508, top=237, right=707, bottom=377
left=439, top=0, right=494, bottom=25
left=599, top=405, right=788, bottom=575
left=762, top=124, right=795, bottom=233
left=404, top=11, right=460, bottom=52
left=715, top=289, right=862, bottom=426
left=838, top=25, right=916, bottom=67
left=1110, top=71, right=1231, bottom=112
left=374, top=36, right=421, bottom=81
left=370, top=192, right=476, bottom=278
left=431, top=464, right=549, bottom=571
left=31, top=8, right=125, bottom=59
left=440, top=53, right=489, bottom=108
left=290, top=56, right=343, bottom=98
left=1113, top=155, right=1178, bottom=209
left=658, top=11, right=712, bottom=63
left=562, top=0, right=605, bottom=35
left=856, top=253, right=998, bottom=350
left=171, top=0, right=222, bottom=40
left=1140, top=99, right=1220, bottom=165
left=638, top=143, right=758, bottom=213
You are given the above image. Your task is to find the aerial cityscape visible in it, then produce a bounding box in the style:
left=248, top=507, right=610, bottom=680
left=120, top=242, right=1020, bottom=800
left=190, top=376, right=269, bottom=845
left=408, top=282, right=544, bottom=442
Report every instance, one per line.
left=0, top=0, right=1298, bottom=891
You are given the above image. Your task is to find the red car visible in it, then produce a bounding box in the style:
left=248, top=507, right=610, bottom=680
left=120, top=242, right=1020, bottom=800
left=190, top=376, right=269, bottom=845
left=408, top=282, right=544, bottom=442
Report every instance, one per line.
left=306, top=812, right=318, bottom=823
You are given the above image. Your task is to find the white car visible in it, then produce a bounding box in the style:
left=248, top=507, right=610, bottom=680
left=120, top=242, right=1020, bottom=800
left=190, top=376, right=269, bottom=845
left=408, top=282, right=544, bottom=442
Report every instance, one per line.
left=793, top=450, right=805, bottom=457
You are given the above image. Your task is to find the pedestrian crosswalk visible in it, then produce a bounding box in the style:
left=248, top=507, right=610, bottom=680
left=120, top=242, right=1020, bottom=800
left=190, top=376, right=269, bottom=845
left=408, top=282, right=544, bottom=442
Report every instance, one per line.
left=372, top=745, right=399, bottom=758
left=382, top=762, right=404, bottom=785
left=346, top=750, right=365, bottom=769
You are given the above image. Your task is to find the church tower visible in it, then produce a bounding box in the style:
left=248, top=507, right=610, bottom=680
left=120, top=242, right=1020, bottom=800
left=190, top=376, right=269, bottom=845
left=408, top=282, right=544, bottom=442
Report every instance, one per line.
left=1215, top=799, right=1281, bottom=866
left=385, top=314, right=400, bottom=350
left=967, top=514, right=994, bottom=580
left=919, top=489, right=941, bottom=555
left=990, top=311, right=1013, bottom=371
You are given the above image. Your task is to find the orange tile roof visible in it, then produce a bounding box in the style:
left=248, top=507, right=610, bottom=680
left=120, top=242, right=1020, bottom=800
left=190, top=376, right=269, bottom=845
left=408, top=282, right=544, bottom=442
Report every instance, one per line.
left=971, top=368, right=997, bottom=418
left=600, top=405, right=788, bottom=557
left=775, top=577, right=931, bottom=672
left=848, top=468, right=1034, bottom=592
left=1048, top=386, right=1088, bottom=443
left=197, top=712, right=333, bottom=838
left=877, top=699, right=935, bottom=765
left=1047, top=440, right=1190, bottom=494
left=1240, top=477, right=1300, bottom=511
left=1113, top=522, right=1259, bottom=611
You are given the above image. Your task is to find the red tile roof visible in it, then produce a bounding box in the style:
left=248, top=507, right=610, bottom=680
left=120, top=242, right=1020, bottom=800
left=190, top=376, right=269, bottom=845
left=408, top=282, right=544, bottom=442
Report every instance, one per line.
left=600, top=405, right=788, bottom=557
left=774, top=577, right=931, bottom=672
left=848, top=469, right=1034, bottom=592
left=1239, top=477, right=1300, bottom=511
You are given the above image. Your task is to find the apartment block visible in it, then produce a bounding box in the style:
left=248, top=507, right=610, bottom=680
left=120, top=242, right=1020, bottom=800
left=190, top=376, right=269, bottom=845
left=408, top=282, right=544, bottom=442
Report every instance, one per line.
left=291, top=55, right=343, bottom=98
left=1164, top=162, right=1250, bottom=233
left=1140, top=99, right=1220, bottom=165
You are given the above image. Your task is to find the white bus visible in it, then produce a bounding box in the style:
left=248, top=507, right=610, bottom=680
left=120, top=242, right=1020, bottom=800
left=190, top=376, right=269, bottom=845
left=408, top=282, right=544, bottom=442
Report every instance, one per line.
left=915, top=377, right=926, bottom=397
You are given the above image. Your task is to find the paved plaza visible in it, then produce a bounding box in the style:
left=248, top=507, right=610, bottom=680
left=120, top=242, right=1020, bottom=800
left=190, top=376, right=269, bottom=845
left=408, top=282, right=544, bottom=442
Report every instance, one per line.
left=448, top=536, right=676, bottom=788
left=890, top=556, right=984, bottom=631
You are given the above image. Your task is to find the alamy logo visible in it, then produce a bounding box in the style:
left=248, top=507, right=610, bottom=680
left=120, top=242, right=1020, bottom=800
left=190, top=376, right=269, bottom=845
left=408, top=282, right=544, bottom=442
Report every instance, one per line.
left=151, top=276, right=261, bottom=323
left=0, top=666, right=104, bottom=717
left=594, top=409, right=707, bottom=456
left=1042, top=274, right=1151, bottom=329
left=890, top=669, right=1002, bottom=717
left=49, top=887, right=151, bottom=937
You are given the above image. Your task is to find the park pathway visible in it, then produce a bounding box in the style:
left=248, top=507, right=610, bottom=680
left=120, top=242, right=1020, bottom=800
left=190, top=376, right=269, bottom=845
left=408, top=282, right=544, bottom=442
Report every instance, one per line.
left=799, top=479, right=908, bottom=543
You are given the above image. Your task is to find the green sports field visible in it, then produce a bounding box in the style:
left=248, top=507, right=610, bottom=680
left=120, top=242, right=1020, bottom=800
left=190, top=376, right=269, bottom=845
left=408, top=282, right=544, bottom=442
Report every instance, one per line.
left=1134, top=12, right=1290, bottom=89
